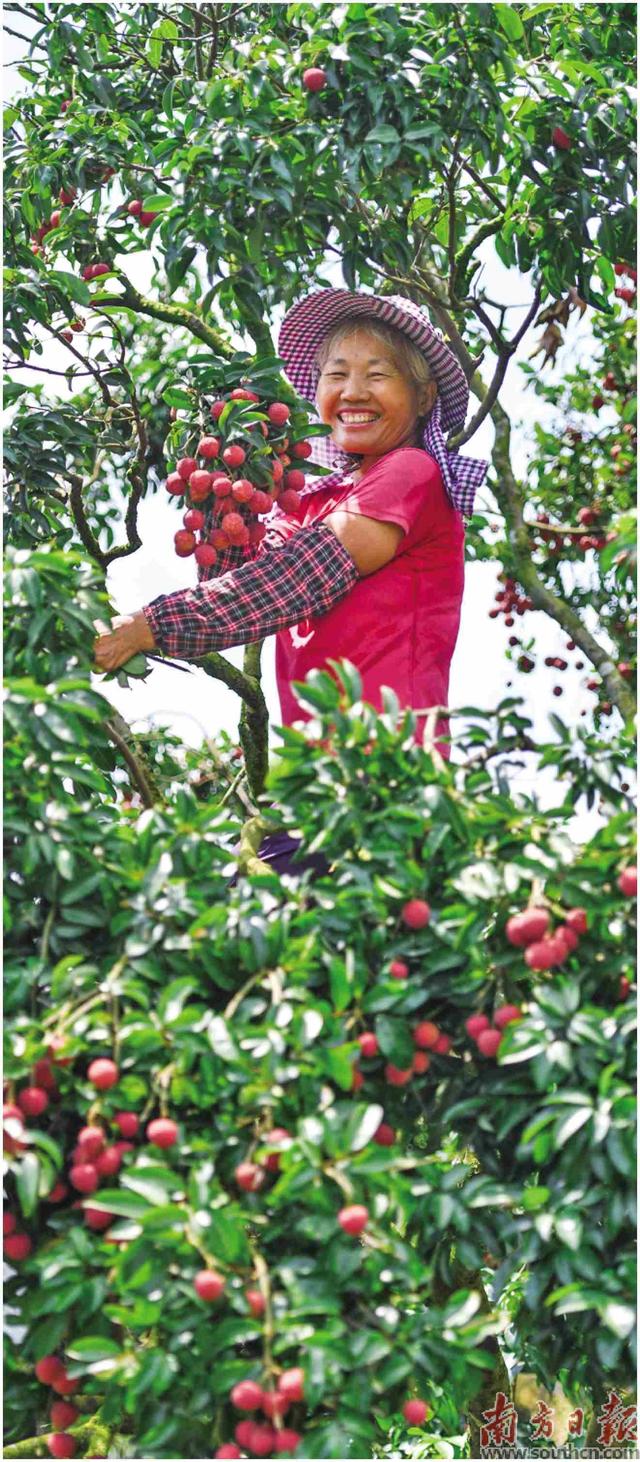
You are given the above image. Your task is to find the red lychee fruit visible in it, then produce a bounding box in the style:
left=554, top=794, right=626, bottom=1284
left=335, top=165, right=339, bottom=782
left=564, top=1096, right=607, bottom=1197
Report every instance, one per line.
left=618, top=866, right=637, bottom=897
left=465, top=1014, right=490, bottom=1040
left=230, top=1380, right=264, bottom=1410
left=413, top=1020, right=440, bottom=1049
left=385, top=1063, right=412, bottom=1086
left=87, top=1058, right=118, bottom=1090
left=403, top=1398, right=430, bottom=1425
left=302, top=67, right=327, bottom=92
left=277, top=1367, right=305, bottom=1401
left=4, top=1231, right=31, bottom=1260
left=235, top=1161, right=264, bottom=1193
left=373, top=1122, right=395, bottom=1146
left=222, top=444, right=246, bottom=467
left=493, top=1005, right=522, bottom=1030
left=401, top=899, right=431, bottom=928
left=551, top=125, right=571, bottom=150
left=194, top=1269, right=225, bottom=1301
left=69, top=1163, right=98, bottom=1194
left=245, top=1287, right=266, bottom=1317
left=146, top=1118, right=179, bottom=1148
left=17, top=1086, right=49, bottom=1118
left=506, top=908, right=550, bottom=946
left=476, top=1028, right=502, bottom=1057
left=114, top=1111, right=139, bottom=1139
left=174, top=529, right=196, bottom=557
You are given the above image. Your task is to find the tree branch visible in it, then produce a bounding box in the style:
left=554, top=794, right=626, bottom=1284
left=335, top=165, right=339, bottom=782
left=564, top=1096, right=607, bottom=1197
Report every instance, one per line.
left=115, top=274, right=233, bottom=356
left=104, top=710, right=163, bottom=807
left=450, top=285, right=542, bottom=449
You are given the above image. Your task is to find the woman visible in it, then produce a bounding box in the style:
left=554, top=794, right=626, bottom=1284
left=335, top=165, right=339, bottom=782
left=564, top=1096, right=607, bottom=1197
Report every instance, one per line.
left=94, top=289, right=489, bottom=877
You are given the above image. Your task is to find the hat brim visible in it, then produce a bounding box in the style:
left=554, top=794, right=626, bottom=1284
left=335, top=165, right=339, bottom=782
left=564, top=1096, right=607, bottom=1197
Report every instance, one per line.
left=278, top=289, right=469, bottom=434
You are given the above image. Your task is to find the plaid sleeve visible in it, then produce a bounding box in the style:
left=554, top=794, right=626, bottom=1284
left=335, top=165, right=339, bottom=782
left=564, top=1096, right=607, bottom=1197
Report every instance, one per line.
left=142, top=521, right=359, bottom=660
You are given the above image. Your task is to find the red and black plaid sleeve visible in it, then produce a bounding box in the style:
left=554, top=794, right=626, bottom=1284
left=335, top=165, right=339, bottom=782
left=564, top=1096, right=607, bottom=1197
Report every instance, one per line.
left=142, top=521, right=359, bottom=660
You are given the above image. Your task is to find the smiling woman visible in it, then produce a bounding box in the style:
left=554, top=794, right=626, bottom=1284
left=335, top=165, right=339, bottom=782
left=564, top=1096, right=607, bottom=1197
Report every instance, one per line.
left=94, top=288, right=489, bottom=873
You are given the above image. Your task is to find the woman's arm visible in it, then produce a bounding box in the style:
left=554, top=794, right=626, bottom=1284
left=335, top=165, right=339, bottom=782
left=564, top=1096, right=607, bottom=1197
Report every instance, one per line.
left=93, top=521, right=359, bottom=671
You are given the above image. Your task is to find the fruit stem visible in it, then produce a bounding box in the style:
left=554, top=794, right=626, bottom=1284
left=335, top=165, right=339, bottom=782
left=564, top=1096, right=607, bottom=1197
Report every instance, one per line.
left=250, top=1248, right=275, bottom=1375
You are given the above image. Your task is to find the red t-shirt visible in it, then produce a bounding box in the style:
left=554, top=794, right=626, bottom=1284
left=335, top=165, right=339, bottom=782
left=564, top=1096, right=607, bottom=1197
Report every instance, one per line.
left=268, top=446, right=465, bottom=752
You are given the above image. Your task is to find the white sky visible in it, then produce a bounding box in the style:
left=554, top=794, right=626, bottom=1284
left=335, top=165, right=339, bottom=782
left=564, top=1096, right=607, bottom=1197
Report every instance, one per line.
left=4, top=20, right=624, bottom=837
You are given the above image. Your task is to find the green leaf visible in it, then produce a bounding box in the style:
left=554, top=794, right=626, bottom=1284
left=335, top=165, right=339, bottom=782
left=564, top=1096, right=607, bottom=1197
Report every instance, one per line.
left=136, top=193, right=174, bottom=212
left=16, top=1151, right=40, bottom=1218
left=374, top=1015, right=414, bottom=1068
left=494, top=4, right=525, bottom=40
left=364, top=125, right=401, bottom=145
left=84, top=1190, right=151, bottom=1219
left=49, top=271, right=91, bottom=306
left=66, top=1335, right=123, bottom=1361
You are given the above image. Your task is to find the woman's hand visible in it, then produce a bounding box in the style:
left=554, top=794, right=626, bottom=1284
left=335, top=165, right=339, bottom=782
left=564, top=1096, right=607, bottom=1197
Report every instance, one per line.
left=93, top=611, right=156, bottom=673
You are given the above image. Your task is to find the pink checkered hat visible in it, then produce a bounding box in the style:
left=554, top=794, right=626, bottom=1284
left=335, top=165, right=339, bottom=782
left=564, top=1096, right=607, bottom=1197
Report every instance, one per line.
left=278, top=289, right=489, bottom=517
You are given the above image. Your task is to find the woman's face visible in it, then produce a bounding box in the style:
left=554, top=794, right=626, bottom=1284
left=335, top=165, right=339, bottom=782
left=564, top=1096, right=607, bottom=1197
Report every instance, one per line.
left=316, top=328, right=436, bottom=461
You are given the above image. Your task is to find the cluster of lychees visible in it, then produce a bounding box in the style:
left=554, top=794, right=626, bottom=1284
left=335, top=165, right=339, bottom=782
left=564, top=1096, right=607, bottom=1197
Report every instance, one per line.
left=163, top=391, right=313, bottom=567
left=211, top=1370, right=430, bottom=1457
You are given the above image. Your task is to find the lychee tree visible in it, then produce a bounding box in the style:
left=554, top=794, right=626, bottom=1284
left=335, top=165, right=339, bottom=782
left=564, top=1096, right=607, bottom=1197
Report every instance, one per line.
left=3, top=3, right=637, bottom=1459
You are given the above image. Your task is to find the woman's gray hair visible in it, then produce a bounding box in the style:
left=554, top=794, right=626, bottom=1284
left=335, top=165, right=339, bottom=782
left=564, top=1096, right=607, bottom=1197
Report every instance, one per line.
left=312, top=316, right=437, bottom=412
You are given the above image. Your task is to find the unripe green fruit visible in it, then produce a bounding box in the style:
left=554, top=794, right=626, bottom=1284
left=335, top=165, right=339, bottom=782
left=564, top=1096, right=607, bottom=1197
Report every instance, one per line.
left=338, top=1204, right=369, bottom=1235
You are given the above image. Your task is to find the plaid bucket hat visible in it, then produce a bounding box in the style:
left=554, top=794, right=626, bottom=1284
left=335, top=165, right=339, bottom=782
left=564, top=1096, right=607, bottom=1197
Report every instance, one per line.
left=278, top=289, right=489, bottom=517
